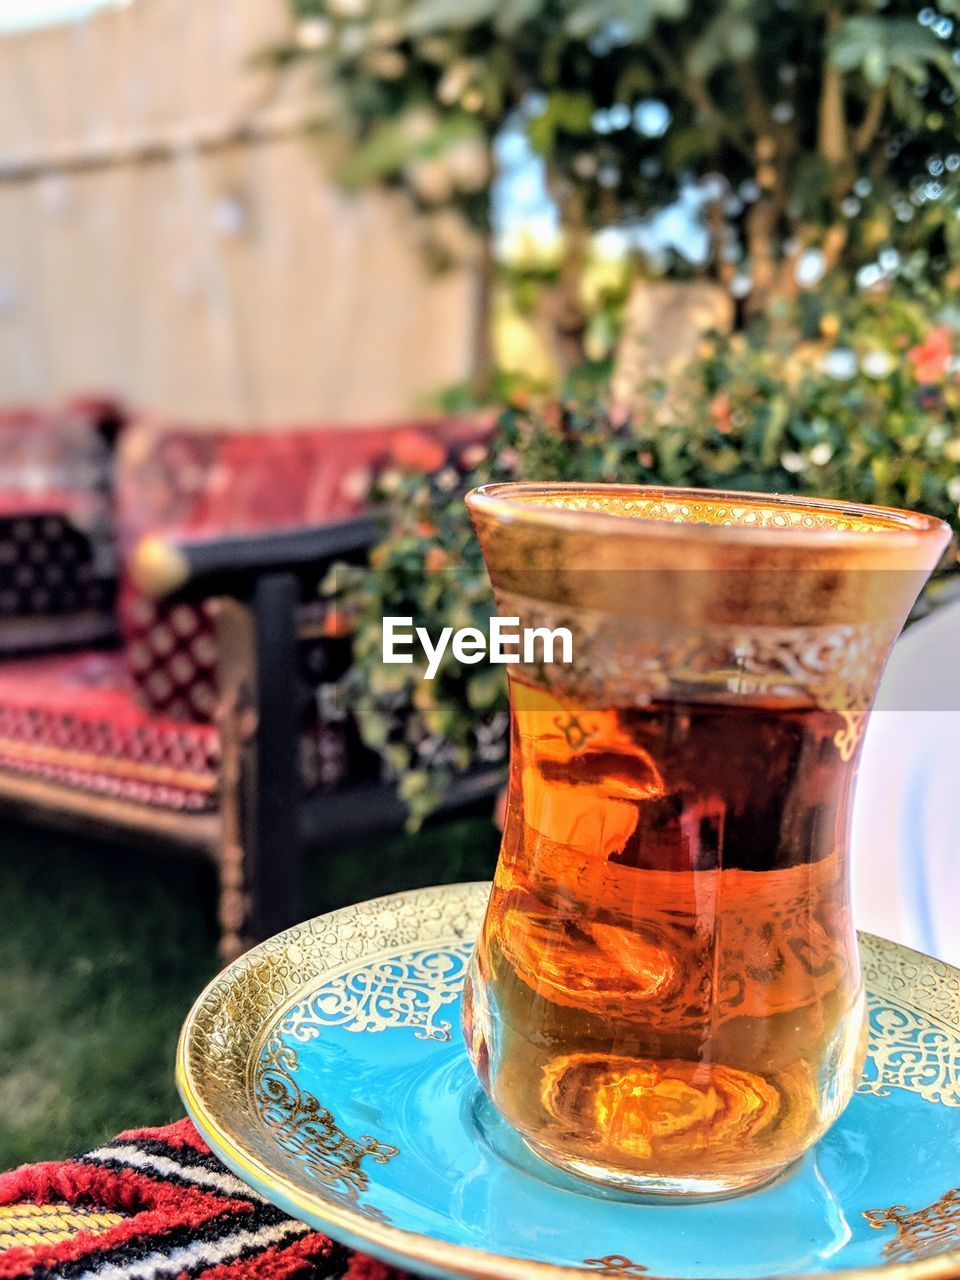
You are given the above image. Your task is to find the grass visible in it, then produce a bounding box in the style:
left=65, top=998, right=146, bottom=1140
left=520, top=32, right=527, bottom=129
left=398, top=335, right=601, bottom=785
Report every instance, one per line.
left=0, top=811, right=499, bottom=1169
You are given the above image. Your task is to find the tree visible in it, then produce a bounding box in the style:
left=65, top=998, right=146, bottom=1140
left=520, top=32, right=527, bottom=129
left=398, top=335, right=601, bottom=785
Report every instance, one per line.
left=278, top=0, right=960, bottom=377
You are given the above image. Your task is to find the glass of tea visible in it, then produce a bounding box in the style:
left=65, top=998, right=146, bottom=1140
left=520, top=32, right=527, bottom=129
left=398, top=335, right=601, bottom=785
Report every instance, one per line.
left=461, top=483, right=950, bottom=1198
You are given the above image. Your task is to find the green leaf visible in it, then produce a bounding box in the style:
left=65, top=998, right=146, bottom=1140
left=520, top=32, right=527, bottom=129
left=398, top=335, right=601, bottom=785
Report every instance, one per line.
left=889, top=73, right=926, bottom=128
left=708, top=446, right=742, bottom=475
left=830, top=18, right=960, bottom=93
left=687, top=12, right=756, bottom=77
left=615, top=62, right=656, bottom=101
left=339, top=115, right=434, bottom=187
left=863, top=45, right=887, bottom=89
left=664, top=122, right=719, bottom=169
left=466, top=668, right=506, bottom=711
left=340, top=108, right=484, bottom=188
left=405, top=0, right=499, bottom=34
left=526, top=89, right=595, bottom=153
left=563, top=0, right=654, bottom=40
left=554, top=90, right=595, bottom=133
left=790, top=154, right=833, bottom=219
left=726, top=17, right=757, bottom=60
left=526, top=111, right=554, bottom=154
left=493, top=0, right=544, bottom=34
left=829, top=17, right=875, bottom=70
left=385, top=743, right=412, bottom=772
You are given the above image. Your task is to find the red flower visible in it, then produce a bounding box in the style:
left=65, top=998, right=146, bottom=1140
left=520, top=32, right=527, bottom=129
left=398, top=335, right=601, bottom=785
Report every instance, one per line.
left=710, top=390, right=734, bottom=435
left=908, top=326, right=953, bottom=384
left=323, top=609, right=353, bottom=639
left=390, top=429, right=447, bottom=474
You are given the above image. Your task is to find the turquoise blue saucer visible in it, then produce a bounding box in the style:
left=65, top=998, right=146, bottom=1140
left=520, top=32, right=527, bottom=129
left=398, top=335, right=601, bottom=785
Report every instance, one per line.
left=178, top=882, right=960, bottom=1280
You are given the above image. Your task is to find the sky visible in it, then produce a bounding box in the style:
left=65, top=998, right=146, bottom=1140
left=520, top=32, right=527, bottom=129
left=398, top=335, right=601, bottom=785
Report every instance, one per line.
left=0, top=0, right=118, bottom=29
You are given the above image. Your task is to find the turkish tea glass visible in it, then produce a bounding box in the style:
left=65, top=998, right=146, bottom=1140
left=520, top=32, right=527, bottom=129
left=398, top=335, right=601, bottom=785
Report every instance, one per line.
left=461, top=483, right=950, bottom=1198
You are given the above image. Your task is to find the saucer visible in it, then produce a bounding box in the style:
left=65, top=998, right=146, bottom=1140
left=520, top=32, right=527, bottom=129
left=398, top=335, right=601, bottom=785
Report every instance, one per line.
left=177, top=882, right=960, bottom=1279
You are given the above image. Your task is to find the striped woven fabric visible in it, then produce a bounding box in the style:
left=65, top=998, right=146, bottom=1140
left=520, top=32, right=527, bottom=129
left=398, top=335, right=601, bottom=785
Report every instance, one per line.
left=0, top=1119, right=405, bottom=1280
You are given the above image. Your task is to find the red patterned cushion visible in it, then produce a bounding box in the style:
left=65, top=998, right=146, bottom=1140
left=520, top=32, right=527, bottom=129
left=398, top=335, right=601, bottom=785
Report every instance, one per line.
left=116, top=418, right=491, bottom=722
left=0, top=645, right=367, bottom=810
left=0, top=650, right=219, bottom=811
left=117, top=597, right=367, bottom=793
left=123, top=597, right=219, bottom=721
left=116, top=418, right=487, bottom=544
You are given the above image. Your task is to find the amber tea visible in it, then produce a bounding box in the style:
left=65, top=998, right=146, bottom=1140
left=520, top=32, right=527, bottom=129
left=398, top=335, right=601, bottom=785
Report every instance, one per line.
left=462, top=681, right=866, bottom=1194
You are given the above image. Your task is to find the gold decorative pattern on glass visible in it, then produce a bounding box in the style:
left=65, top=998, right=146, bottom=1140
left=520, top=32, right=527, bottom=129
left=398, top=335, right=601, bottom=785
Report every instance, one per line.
left=496, top=594, right=890, bottom=762
left=527, top=491, right=903, bottom=532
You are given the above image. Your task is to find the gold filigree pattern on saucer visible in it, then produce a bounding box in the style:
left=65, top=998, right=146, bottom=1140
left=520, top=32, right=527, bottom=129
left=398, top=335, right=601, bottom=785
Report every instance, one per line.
left=178, top=883, right=489, bottom=1225
left=582, top=1255, right=648, bottom=1276
left=864, top=1187, right=960, bottom=1262
left=278, top=944, right=474, bottom=1044
left=858, top=933, right=960, bottom=1107
left=255, top=1033, right=398, bottom=1220
left=178, top=888, right=960, bottom=1280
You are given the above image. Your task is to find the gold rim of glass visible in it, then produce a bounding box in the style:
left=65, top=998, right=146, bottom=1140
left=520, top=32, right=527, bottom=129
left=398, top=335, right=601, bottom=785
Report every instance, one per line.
left=466, top=482, right=952, bottom=550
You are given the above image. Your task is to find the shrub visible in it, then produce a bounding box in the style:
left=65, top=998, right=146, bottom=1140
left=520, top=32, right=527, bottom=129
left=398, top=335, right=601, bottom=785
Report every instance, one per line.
left=334, top=297, right=960, bottom=825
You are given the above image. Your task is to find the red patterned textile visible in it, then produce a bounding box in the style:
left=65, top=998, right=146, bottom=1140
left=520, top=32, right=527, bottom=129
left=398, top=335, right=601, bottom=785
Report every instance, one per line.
left=124, top=597, right=219, bottom=722
left=0, top=642, right=367, bottom=810
left=0, top=650, right=218, bottom=811
left=116, top=419, right=485, bottom=543
left=0, top=413, right=488, bottom=811
left=0, top=491, right=105, bottom=519
left=116, top=419, right=489, bottom=722
left=0, top=1118, right=405, bottom=1280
